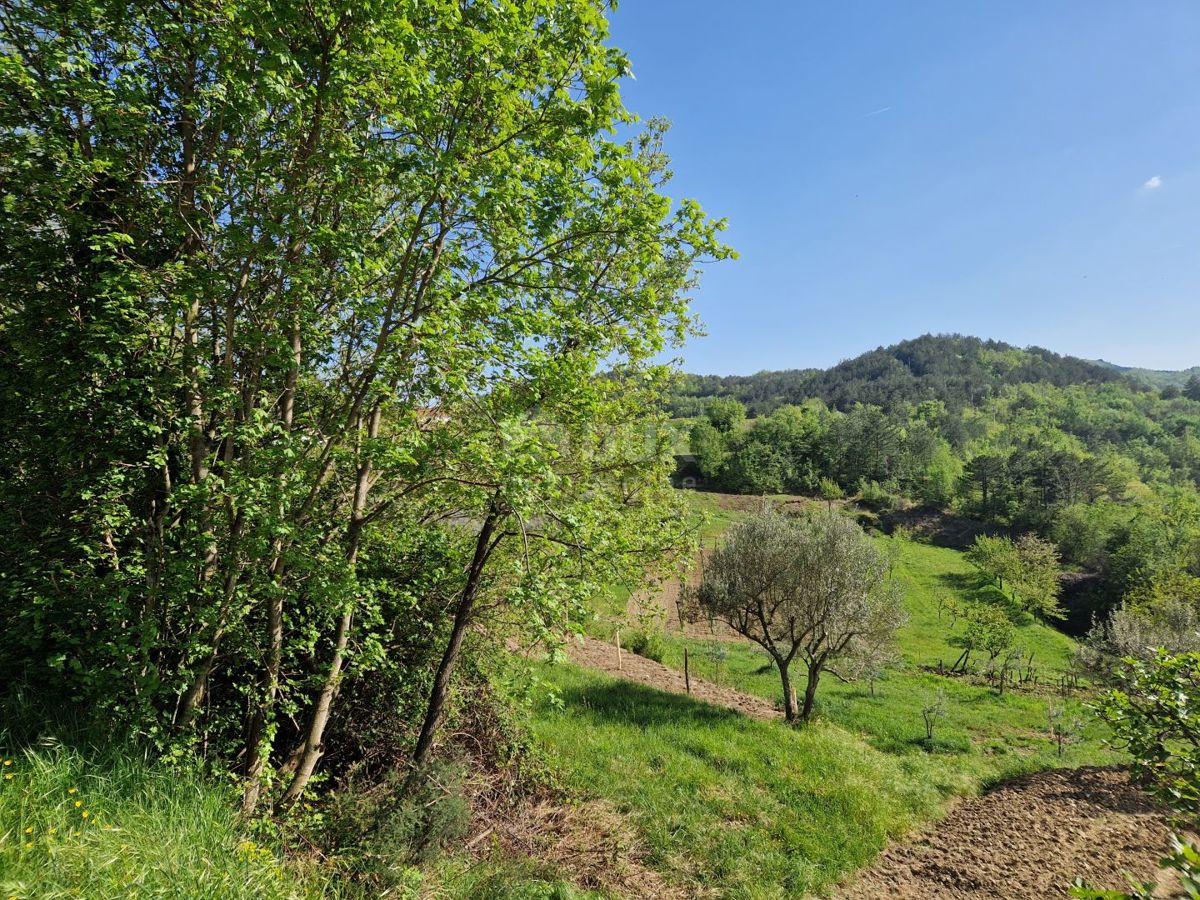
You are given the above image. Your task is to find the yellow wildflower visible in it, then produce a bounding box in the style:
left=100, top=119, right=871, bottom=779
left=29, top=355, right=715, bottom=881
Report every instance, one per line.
left=81, top=810, right=89, bottom=818
left=68, top=787, right=76, bottom=794
left=3, top=774, right=11, bottom=780
left=24, top=827, right=32, bottom=834
left=3, top=759, right=11, bottom=765
left=74, top=800, right=82, bottom=808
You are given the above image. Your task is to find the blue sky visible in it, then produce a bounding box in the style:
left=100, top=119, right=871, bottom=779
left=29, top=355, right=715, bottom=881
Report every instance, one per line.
left=608, top=1, right=1200, bottom=374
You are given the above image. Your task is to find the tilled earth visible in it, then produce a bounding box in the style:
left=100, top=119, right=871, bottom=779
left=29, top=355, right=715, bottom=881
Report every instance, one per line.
left=836, top=766, right=1176, bottom=899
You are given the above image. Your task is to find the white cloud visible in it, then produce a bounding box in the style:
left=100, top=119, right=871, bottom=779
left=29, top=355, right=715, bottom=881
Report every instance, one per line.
left=1142, top=175, right=1163, bottom=190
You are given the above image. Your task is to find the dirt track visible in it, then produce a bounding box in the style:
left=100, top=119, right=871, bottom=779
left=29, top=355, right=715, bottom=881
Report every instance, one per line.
left=564, top=634, right=780, bottom=720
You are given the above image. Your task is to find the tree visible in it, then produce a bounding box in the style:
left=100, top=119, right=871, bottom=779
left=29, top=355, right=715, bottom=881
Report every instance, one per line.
left=706, top=397, right=747, bottom=433
left=967, top=535, right=1020, bottom=592
left=689, top=420, right=729, bottom=480
left=1072, top=651, right=1200, bottom=898
left=1011, top=534, right=1064, bottom=621
left=951, top=604, right=1015, bottom=671
left=1185, top=376, right=1200, bottom=403
left=0, top=0, right=729, bottom=810
left=692, top=509, right=905, bottom=722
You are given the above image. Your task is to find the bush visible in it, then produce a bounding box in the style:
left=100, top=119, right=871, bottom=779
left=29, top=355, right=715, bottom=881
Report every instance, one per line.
left=625, top=629, right=667, bottom=663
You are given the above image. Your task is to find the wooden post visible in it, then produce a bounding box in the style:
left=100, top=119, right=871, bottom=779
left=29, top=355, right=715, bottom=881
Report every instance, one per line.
left=684, top=647, right=691, bottom=694
left=615, top=628, right=623, bottom=671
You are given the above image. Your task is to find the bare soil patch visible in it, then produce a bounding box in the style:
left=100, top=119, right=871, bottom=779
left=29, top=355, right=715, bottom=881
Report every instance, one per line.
left=563, top=635, right=780, bottom=721
left=835, top=766, right=1174, bottom=900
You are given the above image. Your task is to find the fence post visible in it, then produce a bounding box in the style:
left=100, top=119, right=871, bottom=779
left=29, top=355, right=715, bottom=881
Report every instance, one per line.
left=684, top=647, right=691, bottom=694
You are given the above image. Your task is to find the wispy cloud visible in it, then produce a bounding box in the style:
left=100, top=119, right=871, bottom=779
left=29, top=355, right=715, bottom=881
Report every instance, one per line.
left=864, top=106, right=892, bottom=118
left=1142, top=175, right=1163, bottom=190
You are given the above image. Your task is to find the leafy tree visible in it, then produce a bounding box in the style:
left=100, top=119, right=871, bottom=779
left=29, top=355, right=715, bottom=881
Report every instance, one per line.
left=0, top=0, right=729, bottom=810
left=722, top=440, right=791, bottom=494
left=706, top=397, right=746, bottom=433
left=951, top=604, right=1015, bottom=671
left=692, top=509, right=904, bottom=722
left=689, top=420, right=729, bottom=480
left=966, top=535, right=1021, bottom=593
left=1072, top=651, right=1200, bottom=899
left=1011, top=534, right=1064, bottom=621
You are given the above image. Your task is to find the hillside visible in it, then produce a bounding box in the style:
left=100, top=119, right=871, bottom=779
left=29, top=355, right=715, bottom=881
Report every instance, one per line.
left=673, top=334, right=1124, bottom=416
left=1092, top=358, right=1200, bottom=390
left=526, top=494, right=1142, bottom=896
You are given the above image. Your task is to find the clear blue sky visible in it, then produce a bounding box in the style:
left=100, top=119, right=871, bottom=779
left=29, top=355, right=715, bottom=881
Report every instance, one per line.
left=608, top=1, right=1200, bottom=374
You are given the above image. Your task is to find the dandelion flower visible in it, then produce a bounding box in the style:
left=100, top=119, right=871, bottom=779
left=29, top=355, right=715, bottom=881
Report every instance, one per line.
left=68, top=787, right=76, bottom=794
left=81, top=810, right=89, bottom=818
left=74, top=800, right=82, bottom=808
left=3, top=759, right=11, bottom=765
left=4, top=774, right=12, bottom=780
left=24, top=827, right=32, bottom=834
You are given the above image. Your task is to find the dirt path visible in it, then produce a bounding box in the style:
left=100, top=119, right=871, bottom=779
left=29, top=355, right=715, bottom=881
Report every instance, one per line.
left=563, top=634, right=781, bottom=720
left=836, top=766, right=1175, bottom=900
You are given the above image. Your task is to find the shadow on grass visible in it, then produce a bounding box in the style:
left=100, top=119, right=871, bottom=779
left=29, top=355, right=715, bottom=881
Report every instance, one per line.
left=936, top=571, right=1027, bottom=619
left=553, top=678, right=759, bottom=730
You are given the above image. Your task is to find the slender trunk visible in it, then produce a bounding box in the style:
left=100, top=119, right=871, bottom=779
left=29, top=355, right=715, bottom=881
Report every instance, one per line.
left=776, top=656, right=797, bottom=723
left=800, top=662, right=821, bottom=721
left=408, top=508, right=501, bottom=779
left=278, top=406, right=381, bottom=808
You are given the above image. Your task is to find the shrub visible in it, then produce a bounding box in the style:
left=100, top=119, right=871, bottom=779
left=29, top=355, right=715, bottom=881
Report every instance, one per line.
left=625, top=629, right=667, bottom=664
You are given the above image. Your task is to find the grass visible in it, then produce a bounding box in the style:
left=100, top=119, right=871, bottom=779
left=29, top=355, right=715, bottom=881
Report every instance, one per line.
left=531, top=510, right=1118, bottom=897
left=0, top=736, right=335, bottom=900
left=0, top=708, right=595, bottom=900
left=532, top=665, right=944, bottom=898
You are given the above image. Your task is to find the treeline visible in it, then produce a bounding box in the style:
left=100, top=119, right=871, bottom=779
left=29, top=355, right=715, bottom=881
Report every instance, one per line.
left=687, top=377, right=1200, bottom=606
left=673, top=334, right=1127, bottom=417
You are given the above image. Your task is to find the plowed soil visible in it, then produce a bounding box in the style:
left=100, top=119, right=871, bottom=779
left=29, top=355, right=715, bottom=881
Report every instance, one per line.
left=835, top=766, right=1175, bottom=899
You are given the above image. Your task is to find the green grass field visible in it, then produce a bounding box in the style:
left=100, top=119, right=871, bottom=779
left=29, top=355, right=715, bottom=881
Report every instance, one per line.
left=529, top=503, right=1115, bottom=897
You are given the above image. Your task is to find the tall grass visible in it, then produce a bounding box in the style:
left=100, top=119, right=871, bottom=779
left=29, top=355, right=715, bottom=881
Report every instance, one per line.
left=0, top=695, right=341, bottom=900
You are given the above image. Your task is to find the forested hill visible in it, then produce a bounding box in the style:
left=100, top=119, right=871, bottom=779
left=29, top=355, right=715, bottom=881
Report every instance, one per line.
left=1092, top=359, right=1200, bottom=391
left=673, top=334, right=1123, bottom=416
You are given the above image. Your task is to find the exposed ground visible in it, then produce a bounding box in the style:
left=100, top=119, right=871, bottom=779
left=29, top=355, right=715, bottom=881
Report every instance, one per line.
left=564, top=635, right=1177, bottom=900
left=836, top=767, right=1175, bottom=900
left=564, top=634, right=780, bottom=720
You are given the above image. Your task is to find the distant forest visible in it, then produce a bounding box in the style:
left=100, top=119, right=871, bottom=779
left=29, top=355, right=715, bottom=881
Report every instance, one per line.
left=674, top=334, right=1200, bottom=615
left=670, top=334, right=1177, bottom=417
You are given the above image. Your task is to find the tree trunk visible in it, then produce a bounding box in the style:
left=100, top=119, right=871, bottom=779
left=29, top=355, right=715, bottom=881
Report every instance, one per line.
left=408, top=508, right=501, bottom=781
left=776, top=657, right=798, bottom=723
left=800, top=662, right=821, bottom=721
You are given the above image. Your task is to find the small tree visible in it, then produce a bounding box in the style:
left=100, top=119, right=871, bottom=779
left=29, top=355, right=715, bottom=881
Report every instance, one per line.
left=817, top=477, right=845, bottom=510
left=966, top=534, right=1020, bottom=592
left=693, top=508, right=905, bottom=722
left=1047, top=702, right=1082, bottom=757
left=1012, top=534, right=1063, bottom=621
left=951, top=604, right=1015, bottom=672
left=922, top=689, right=947, bottom=744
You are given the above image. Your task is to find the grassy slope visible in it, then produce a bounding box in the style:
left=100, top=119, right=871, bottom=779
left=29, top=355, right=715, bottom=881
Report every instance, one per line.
left=530, top=496, right=1113, bottom=897
left=0, top=723, right=595, bottom=900
left=0, top=739, right=335, bottom=900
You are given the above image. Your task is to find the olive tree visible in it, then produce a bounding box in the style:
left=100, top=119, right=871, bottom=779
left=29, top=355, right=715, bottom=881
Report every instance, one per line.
left=693, top=508, right=905, bottom=722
